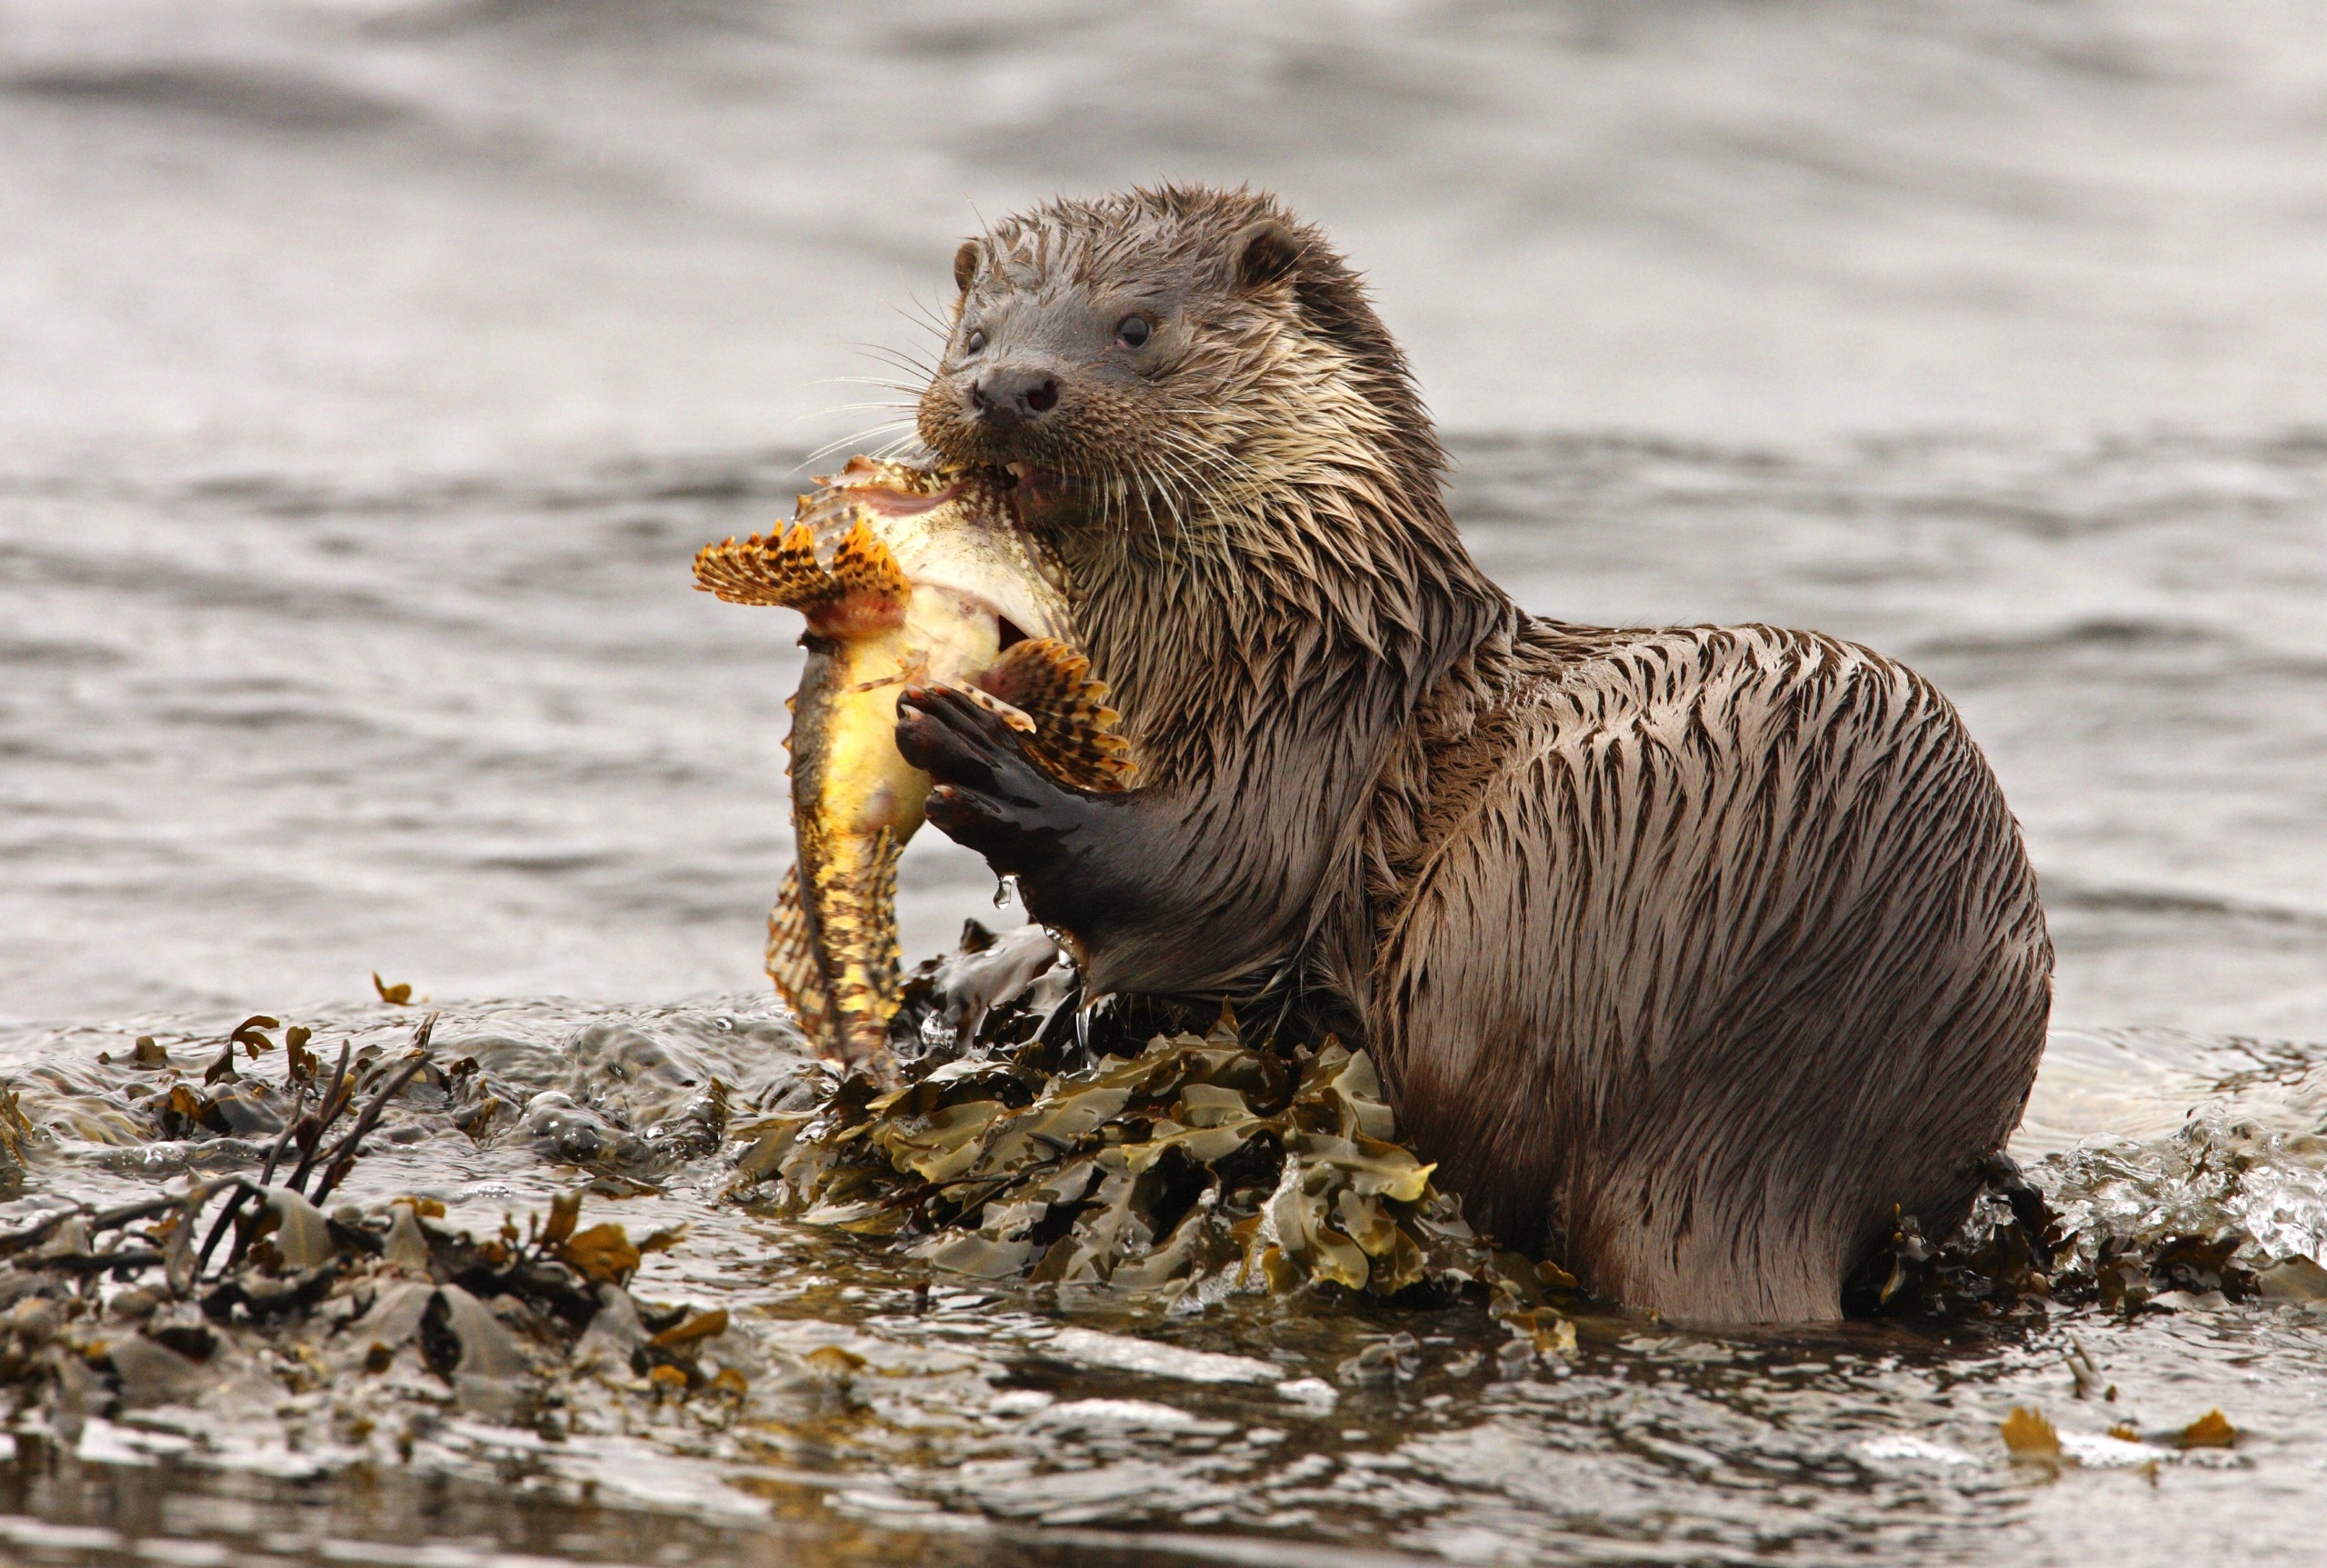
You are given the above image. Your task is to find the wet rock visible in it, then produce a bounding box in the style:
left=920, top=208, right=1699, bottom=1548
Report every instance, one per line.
left=572, top=1284, right=646, bottom=1373
left=430, top=1283, right=527, bottom=1380
left=2252, top=1255, right=2327, bottom=1301
left=919, top=924, right=1062, bottom=1055
left=207, top=1083, right=284, bottom=1136
left=1336, top=1343, right=1400, bottom=1387
left=429, top=1283, right=530, bottom=1417
left=642, top=1087, right=727, bottom=1161
left=108, top=1334, right=213, bottom=1407
left=11, top=1298, right=59, bottom=1347
left=1493, top=1338, right=1536, bottom=1379
left=344, top=1279, right=435, bottom=1367
left=38, top=1218, right=91, bottom=1260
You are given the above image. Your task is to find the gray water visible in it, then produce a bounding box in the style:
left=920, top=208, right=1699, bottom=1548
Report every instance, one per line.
left=4, top=2, right=2327, bottom=1564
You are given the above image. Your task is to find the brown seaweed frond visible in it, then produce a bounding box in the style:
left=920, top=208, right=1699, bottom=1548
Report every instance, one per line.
left=740, top=1010, right=1493, bottom=1303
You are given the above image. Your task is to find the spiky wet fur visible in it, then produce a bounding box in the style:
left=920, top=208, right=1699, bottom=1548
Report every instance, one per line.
left=915, top=185, right=2052, bottom=1323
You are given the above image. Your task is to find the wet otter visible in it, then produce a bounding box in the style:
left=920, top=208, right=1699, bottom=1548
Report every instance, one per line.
left=893, top=185, right=2052, bottom=1323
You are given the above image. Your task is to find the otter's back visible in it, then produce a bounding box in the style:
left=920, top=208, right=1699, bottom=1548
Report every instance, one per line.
left=1373, top=622, right=2052, bottom=1323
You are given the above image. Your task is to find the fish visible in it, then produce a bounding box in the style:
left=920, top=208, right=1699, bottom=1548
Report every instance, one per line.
left=693, top=458, right=1134, bottom=1064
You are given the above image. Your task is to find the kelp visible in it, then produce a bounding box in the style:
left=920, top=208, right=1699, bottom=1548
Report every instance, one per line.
left=0, top=1014, right=741, bottom=1437
left=0, top=1175, right=733, bottom=1434
left=746, top=929, right=2172, bottom=1326
left=1848, top=1149, right=2318, bottom=1322
left=734, top=940, right=1504, bottom=1305
left=1845, top=1165, right=2059, bottom=1321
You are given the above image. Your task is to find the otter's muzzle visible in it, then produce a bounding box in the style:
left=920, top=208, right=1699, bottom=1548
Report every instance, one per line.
left=967, top=366, right=1060, bottom=433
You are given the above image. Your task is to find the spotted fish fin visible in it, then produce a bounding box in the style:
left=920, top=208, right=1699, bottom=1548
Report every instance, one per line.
left=765, top=864, right=832, bottom=1046
left=973, top=637, right=1137, bottom=793
left=826, top=518, right=910, bottom=605
left=694, top=503, right=910, bottom=637
left=694, top=522, right=828, bottom=609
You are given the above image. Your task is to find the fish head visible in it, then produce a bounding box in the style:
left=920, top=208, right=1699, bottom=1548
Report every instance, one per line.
left=698, top=460, right=1071, bottom=654
left=823, top=459, right=1071, bottom=647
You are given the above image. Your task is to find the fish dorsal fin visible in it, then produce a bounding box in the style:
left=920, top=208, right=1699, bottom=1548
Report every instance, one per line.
left=974, top=637, right=1137, bottom=794
left=766, top=864, right=833, bottom=1047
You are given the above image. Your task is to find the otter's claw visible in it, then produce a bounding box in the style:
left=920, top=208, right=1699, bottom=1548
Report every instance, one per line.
left=897, top=685, right=1092, bottom=874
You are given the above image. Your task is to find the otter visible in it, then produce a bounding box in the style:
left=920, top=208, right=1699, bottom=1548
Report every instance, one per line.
left=890, top=185, right=2052, bottom=1323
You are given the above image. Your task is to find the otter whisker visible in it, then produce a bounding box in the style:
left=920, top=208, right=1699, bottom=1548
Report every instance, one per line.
left=797, top=420, right=919, bottom=472
left=894, top=292, right=958, bottom=345
left=812, top=376, right=926, bottom=397
left=805, top=402, right=920, bottom=418
left=856, top=344, right=941, bottom=383
left=868, top=430, right=932, bottom=464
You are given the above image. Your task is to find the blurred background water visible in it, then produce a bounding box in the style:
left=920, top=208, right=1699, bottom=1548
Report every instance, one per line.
left=5, top=0, right=2326, bottom=1033
left=3, top=3, right=2326, bottom=1565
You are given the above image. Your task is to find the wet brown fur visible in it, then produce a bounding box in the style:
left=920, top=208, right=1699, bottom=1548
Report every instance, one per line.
left=913, top=185, right=2053, bottom=1323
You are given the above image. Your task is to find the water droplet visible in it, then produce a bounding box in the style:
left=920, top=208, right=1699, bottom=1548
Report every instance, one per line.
left=994, top=875, right=1018, bottom=908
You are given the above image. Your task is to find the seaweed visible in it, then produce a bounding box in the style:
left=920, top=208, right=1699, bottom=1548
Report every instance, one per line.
left=0, top=1013, right=739, bottom=1437
left=762, top=933, right=2155, bottom=1333
left=734, top=939, right=1514, bottom=1308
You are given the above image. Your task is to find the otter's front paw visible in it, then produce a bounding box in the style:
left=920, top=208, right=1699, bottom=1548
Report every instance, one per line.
left=895, top=685, right=1092, bottom=874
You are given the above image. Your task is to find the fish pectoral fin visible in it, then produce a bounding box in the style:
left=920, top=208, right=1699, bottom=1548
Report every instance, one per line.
left=694, top=522, right=835, bottom=610
left=827, top=518, right=910, bottom=605
left=974, top=637, right=1138, bottom=793
left=694, top=504, right=914, bottom=640
left=766, top=864, right=834, bottom=1044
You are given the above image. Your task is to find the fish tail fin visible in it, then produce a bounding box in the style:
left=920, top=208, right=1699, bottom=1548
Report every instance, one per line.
left=974, top=637, right=1138, bottom=793
left=766, top=864, right=833, bottom=1047
left=870, top=834, right=904, bottom=1018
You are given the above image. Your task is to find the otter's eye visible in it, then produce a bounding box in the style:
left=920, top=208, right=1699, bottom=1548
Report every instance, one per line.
left=964, top=327, right=987, bottom=355
left=1114, top=315, right=1152, bottom=349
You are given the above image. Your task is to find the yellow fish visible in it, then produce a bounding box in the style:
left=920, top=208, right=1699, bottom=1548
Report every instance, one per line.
left=694, top=459, right=1133, bottom=1064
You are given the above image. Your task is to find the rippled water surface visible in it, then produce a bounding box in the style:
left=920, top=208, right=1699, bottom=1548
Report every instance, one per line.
left=4, top=1, right=2326, bottom=1563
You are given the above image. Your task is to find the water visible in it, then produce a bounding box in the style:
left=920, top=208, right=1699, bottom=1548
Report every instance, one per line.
left=4, top=1, right=2326, bottom=1563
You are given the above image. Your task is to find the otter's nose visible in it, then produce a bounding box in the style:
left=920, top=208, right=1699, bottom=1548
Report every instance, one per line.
left=967, top=367, right=1060, bottom=431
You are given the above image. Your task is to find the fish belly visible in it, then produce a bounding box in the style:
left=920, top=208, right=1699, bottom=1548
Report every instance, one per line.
left=784, top=592, right=1003, bottom=1062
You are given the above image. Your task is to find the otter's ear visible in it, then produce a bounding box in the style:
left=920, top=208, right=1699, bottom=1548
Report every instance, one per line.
left=1233, top=220, right=1302, bottom=290
left=953, top=240, right=982, bottom=295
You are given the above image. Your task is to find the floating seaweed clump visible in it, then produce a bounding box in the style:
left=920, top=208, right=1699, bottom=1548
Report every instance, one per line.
left=0, top=1015, right=752, bottom=1449
left=734, top=940, right=1503, bottom=1305
left=1845, top=1157, right=2061, bottom=1320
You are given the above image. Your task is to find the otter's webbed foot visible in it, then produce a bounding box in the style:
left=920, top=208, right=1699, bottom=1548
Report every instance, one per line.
left=896, top=686, right=1102, bottom=882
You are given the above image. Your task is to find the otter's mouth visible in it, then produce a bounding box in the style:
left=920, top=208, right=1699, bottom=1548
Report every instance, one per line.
left=1004, top=462, right=1067, bottom=500
left=1002, top=462, right=1078, bottom=529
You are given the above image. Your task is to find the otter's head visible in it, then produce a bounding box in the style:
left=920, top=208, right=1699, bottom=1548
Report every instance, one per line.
left=916, top=185, right=1445, bottom=544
